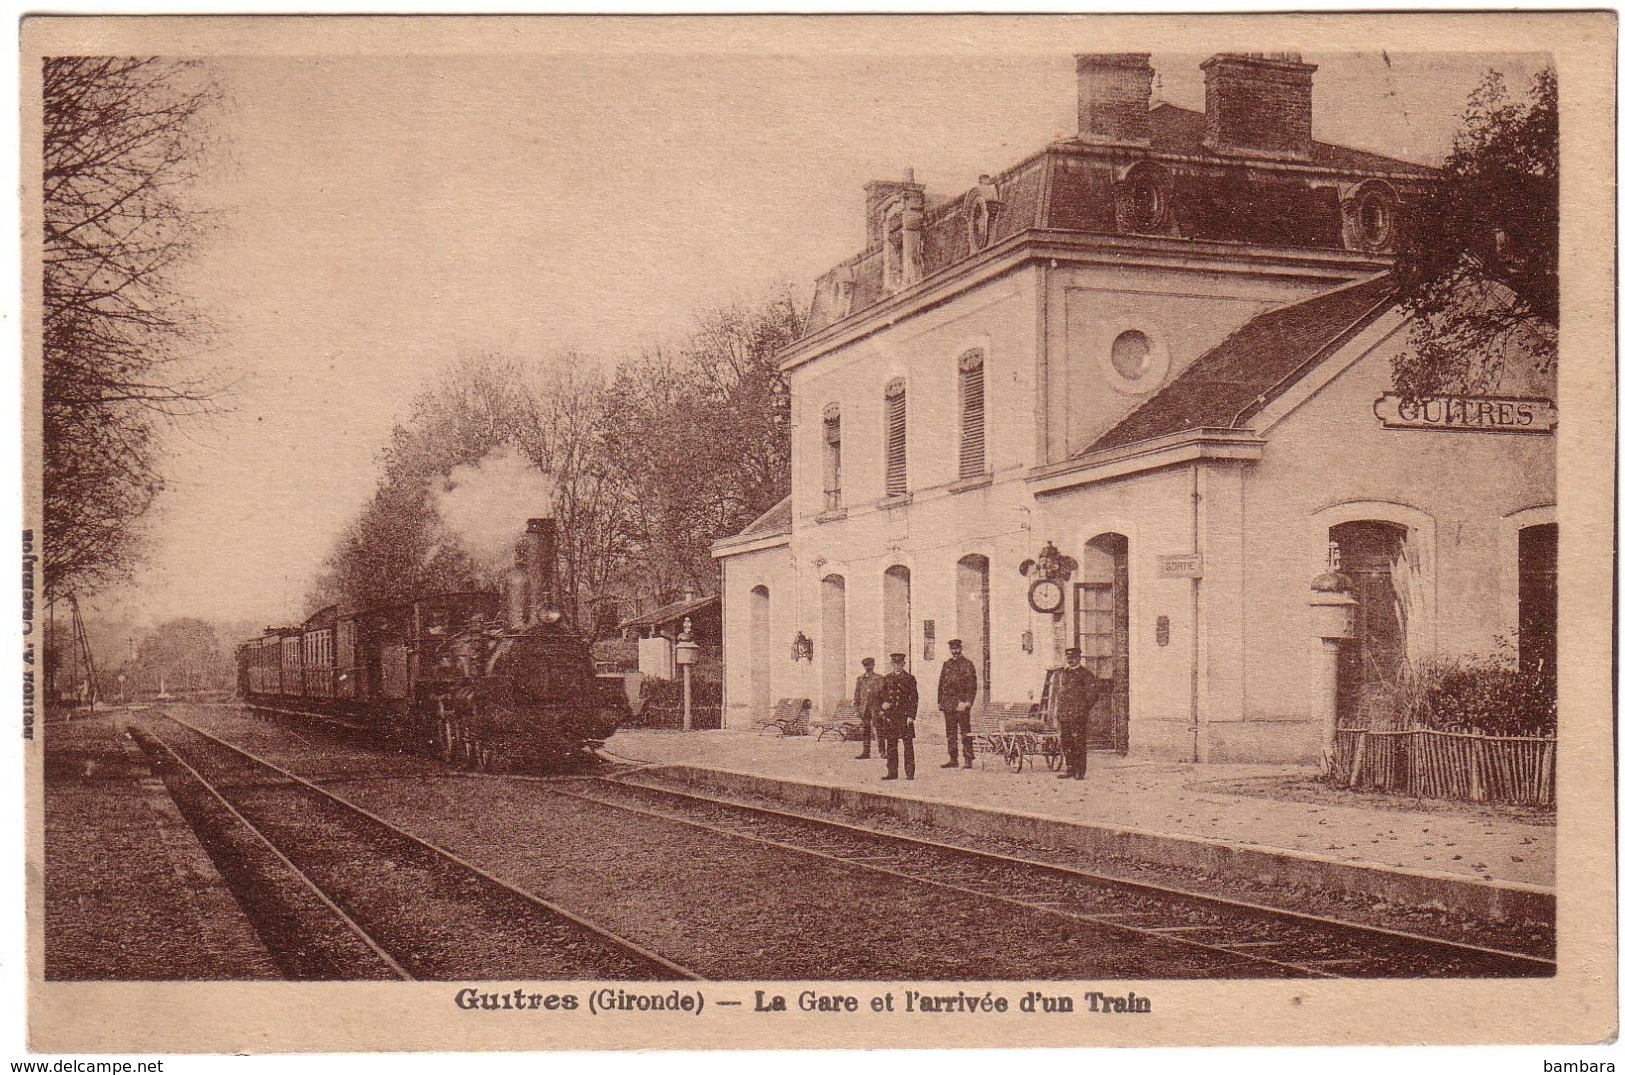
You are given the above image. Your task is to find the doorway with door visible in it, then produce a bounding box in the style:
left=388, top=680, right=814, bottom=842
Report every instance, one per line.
left=1074, top=533, right=1129, bottom=753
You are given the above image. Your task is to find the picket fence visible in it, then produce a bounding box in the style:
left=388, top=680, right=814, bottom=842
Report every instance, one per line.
left=1330, top=726, right=1555, bottom=807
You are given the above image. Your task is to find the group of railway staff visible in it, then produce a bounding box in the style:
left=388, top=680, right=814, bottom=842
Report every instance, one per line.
left=849, top=642, right=1104, bottom=781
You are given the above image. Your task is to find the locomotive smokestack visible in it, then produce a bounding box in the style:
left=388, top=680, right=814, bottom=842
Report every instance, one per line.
left=523, top=517, right=558, bottom=624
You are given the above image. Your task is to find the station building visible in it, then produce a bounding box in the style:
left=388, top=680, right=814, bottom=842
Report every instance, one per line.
left=711, top=53, right=1556, bottom=763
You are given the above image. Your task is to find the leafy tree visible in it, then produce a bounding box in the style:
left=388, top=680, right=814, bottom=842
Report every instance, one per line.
left=1392, top=67, right=1556, bottom=396
left=42, top=57, right=224, bottom=598
left=132, top=616, right=232, bottom=694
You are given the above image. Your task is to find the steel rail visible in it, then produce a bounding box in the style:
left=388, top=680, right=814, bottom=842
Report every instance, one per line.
left=141, top=728, right=413, bottom=981
left=158, top=713, right=704, bottom=982
left=241, top=703, right=376, bottom=738
left=572, top=777, right=1555, bottom=979
left=544, top=783, right=1333, bottom=980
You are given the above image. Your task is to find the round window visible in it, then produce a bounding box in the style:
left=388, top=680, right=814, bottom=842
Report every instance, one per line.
left=1111, top=331, right=1153, bottom=380
left=1095, top=328, right=1169, bottom=395
left=1129, top=176, right=1164, bottom=228
left=1360, top=196, right=1391, bottom=244
left=1349, top=184, right=1397, bottom=251
left=1117, top=164, right=1172, bottom=234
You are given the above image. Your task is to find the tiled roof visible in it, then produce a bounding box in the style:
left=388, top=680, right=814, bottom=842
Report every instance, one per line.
left=736, top=495, right=791, bottom=538
left=800, top=110, right=1432, bottom=338
left=1084, top=274, right=1398, bottom=455
left=619, top=594, right=720, bottom=631
left=1146, top=104, right=1436, bottom=177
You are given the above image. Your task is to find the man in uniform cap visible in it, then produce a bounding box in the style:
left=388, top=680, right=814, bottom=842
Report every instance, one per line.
left=936, top=639, right=978, bottom=768
left=1045, top=646, right=1104, bottom=779
left=876, top=652, right=918, bottom=780
left=852, top=657, right=883, bottom=760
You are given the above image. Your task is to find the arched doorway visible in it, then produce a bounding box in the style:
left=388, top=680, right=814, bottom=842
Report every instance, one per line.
left=956, top=555, right=990, bottom=703
left=1330, top=521, right=1410, bottom=727
left=883, top=565, right=912, bottom=666
left=1518, top=523, right=1557, bottom=677
left=749, top=585, right=771, bottom=719
left=1076, top=533, right=1129, bottom=753
left=821, top=575, right=848, bottom=713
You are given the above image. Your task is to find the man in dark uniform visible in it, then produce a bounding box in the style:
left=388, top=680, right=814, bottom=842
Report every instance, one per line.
left=1050, top=646, right=1104, bottom=779
left=877, top=652, right=918, bottom=780
left=936, top=639, right=978, bottom=768
left=852, top=657, right=883, bottom=760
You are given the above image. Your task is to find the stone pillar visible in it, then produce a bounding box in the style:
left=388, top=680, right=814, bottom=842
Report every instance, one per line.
left=1307, top=568, right=1358, bottom=774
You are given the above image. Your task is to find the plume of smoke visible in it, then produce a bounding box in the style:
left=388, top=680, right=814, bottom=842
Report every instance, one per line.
left=435, top=448, right=556, bottom=573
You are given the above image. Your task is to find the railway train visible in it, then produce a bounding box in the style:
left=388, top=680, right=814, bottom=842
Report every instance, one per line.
left=236, top=518, right=625, bottom=771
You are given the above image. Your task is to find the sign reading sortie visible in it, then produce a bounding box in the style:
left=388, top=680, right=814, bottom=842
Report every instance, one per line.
left=1373, top=393, right=1557, bottom=434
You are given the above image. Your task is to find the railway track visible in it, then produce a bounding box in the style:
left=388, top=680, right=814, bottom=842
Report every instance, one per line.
left=561, top=777, right=1555, bottom=980
left=147, top=706, right=1554, bottom=980
left=137, top=715, right=699, bottom=982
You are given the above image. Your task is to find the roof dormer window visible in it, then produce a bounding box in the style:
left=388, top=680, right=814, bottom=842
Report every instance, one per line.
left=882, top=201, right=906, bottom=292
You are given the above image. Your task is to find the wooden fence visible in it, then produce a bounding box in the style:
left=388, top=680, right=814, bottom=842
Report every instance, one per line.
left=1330, top=727, right=1555, bottom=807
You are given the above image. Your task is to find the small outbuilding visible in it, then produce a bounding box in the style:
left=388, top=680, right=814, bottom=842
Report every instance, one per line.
left=619, top=594, right=722, bottom=680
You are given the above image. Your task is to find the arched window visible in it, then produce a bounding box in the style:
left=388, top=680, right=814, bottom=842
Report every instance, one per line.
left=820, top=574, right=847, bottom=715
left=956, top=554, right=990, bottom=700
left=749, top=585, right=772, bottom=719
left=822, top=403, right=842, bottom=511
left=884, top=378, right=907, bottom=496
left=883, top=565, right=912, bottom=665
left=958, top=350, right=986, bottom=479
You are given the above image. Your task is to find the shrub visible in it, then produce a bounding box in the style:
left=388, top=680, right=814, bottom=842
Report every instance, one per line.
left=638, top=675, right=721, bottom=710
left=1396, top=641, right=1555, bottom=737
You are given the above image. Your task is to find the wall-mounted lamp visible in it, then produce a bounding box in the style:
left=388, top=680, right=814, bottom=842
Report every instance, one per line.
left=791, top=632, right=814, bottom=663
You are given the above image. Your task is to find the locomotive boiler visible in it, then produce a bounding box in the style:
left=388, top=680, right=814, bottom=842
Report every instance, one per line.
left=237, top=518, right=624, bottom=771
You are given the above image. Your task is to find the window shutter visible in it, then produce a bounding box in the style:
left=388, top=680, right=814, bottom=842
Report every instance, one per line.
left=959, top=350, right=986, bottom=478
left=884, top=378, right=907, bottom=496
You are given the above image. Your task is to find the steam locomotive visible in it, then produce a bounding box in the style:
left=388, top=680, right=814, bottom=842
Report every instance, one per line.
left=236, top=518, right=624, bottom=771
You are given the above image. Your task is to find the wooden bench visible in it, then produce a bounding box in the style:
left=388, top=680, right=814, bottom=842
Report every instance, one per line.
left=755, top=697, right=811, bottom=736
left=810, top=701, right=863, bottom=742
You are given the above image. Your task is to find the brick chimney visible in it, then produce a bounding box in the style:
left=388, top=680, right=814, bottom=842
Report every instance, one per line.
left=1075, top=54, right=1153, bottom=145
left=1201, top=53, right=1317, bottom=160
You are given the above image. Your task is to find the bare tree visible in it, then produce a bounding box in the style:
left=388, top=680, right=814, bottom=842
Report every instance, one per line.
left=309, top=289, right=802, bottom=629
left=533, top=361, right=637, bottom=635
left=307, top=354, right=539, bottom=614
left=602, top=290, right=802, bottom=601
left=42, top=57, right=223, bottom=599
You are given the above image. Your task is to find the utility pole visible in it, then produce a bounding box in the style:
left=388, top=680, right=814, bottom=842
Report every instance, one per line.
left=64, top=595, right=98, bottom=711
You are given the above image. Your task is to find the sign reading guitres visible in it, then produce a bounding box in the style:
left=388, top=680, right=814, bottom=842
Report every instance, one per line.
left=1372, top=393, right=1558, bottom=434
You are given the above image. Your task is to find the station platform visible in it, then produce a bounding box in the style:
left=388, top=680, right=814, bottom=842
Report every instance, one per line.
left=41, top=713, right=281, bottom=980
left=607, top=726, right=1555, bottom=924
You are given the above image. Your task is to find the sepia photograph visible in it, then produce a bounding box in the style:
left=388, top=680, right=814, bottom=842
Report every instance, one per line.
left=17, top=12, right=1616, bottom=1056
